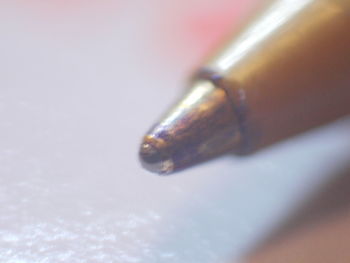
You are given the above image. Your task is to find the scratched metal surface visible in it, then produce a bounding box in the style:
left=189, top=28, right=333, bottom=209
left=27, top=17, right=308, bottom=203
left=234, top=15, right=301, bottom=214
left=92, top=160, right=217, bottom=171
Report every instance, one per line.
left=0, top=0, right=350, bottom=262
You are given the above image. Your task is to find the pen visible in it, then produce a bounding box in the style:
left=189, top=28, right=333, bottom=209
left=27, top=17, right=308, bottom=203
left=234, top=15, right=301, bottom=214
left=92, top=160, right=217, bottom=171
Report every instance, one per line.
left=139, top=0, right=350, bottom=174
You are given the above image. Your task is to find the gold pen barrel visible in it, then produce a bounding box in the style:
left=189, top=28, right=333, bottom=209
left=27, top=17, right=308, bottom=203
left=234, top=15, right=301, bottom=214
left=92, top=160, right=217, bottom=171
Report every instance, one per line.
left=200, top=0, right=350, bottom=151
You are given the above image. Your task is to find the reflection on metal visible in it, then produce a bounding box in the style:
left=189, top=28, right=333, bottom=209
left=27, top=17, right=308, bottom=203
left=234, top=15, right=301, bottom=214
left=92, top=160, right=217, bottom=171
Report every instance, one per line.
left=140, top=81, right=240, bottom=174
left=217, top=0, right=313, bottom=70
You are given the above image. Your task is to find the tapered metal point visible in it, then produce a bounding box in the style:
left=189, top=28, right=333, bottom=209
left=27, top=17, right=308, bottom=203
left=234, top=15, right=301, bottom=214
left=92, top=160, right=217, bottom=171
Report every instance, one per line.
left=139, top=141, right=174, bottom=174
left=139, top=80, right=241, bottom=175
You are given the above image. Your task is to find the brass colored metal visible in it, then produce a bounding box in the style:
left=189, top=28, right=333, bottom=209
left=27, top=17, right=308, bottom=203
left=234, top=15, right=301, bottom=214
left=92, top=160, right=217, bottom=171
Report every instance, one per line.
left=140, top=0, right=350, bottom=174
left=205, top=0, right=350, bottom=151
left=140, top=80, right=240, bottom=174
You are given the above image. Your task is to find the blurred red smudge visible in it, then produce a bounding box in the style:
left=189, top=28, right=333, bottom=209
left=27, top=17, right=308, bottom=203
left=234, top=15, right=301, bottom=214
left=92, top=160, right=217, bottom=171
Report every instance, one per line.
left=156, top=0, right=260, bottom=67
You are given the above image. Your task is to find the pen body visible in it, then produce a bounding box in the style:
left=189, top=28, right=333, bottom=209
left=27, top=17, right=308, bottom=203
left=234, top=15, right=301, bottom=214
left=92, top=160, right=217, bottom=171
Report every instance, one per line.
left=199, top=0, right=350, bottom=151
left=139, top=0, right=350, bottom=174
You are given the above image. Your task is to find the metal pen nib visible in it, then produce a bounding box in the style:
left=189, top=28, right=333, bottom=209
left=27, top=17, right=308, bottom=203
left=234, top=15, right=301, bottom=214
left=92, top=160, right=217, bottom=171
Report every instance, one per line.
left=139, top=80, right=241, bottom=174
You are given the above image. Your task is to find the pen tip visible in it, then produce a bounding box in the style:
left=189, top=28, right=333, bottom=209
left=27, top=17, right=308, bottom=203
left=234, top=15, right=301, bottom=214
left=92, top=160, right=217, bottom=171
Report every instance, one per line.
left=139, top=141, right=174, bottom=175
left=139, top=80, right=241, bottom=175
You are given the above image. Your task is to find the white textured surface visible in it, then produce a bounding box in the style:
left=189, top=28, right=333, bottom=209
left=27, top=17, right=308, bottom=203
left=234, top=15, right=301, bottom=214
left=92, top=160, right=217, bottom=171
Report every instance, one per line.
left=0, top=1, right=350, bottom=262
